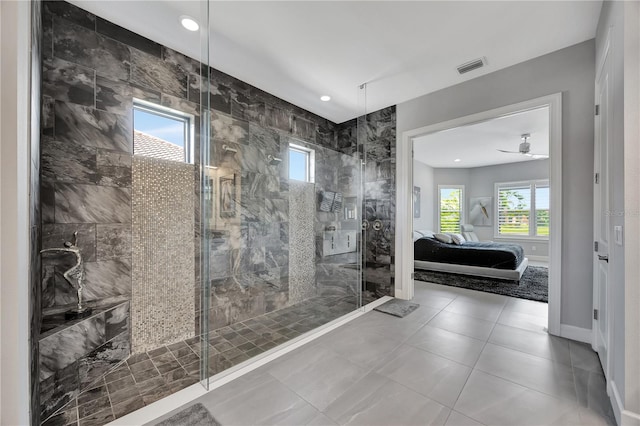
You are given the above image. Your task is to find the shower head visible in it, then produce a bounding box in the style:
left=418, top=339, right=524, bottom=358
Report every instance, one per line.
left=222, top=144, right=237, bottom=154
left=267, top=154, right=282, bottom=165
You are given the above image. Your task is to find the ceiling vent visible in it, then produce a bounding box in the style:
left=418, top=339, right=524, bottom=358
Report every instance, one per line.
left=457, top=57, right=486, bottom=75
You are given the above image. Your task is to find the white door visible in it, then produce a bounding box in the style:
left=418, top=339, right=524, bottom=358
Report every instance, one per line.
left=593, top=42, right=611, bottom=377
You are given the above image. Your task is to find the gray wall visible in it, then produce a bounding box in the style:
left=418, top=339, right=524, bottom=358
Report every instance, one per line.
left=596, top=0, right=625, bottom=404
left=398, top=40, right=595, bottom=329
left=413, top=160, right=435, bottom=232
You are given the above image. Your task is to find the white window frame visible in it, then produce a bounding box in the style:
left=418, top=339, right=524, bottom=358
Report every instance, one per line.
left=437, top=184, right=464, bottom=233
left=133, top=98, right=195, bottom=164
left=288, top=143, right=315, bottom=183
left=494, top=179, right=549, bottom=240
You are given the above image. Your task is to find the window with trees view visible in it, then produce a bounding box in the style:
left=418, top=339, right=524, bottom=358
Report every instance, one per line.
left=496, top=180, right=549, bottom=238
left=438, top=185, right=464, bottom=233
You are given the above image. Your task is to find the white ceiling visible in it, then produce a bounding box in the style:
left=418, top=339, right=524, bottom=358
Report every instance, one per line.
left=70, top=1, right=602, bottom=123
left=413, top=106, right=549, bottom=168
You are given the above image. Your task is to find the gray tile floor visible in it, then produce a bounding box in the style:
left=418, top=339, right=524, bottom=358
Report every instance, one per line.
left=150, top=281, right=616, bottom=426
left=42, top=295, right=359, bottom=426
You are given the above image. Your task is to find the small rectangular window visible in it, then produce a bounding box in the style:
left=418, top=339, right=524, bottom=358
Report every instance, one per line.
left=133, top=100, right=194, bottom=163
left=289, top=143, right=314, bottom=182
left=438, top=185, right=464, bottom=233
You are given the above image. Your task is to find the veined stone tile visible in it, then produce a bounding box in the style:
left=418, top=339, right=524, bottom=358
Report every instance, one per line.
left=96, top=224, right=131, bottom=261
left=53, top=17, right=131, bottom=80
left=83, top=260, right=131, bottom=300
left=54, top=183, right=131, bottom=224
left=42, top=57, right=95, bottom=107
left=130, top=48, right=187, bottom=99
left=54, top=101, right=132, bottom=153
left=96, top=76, right=133, bottom=115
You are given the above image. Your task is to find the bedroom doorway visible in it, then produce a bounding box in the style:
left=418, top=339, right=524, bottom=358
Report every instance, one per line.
left=396, top=94, right=562, bottom=336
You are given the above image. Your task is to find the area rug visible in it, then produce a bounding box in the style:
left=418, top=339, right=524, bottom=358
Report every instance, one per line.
left=374, top=299, right=420, bottom=317
left=155, top=403, right=220, bottom=426
left=414, top=266, right=548, bottom=303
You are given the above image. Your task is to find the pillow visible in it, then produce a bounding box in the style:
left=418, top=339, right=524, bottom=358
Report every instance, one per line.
left=417, top=230, right=435, bottom=238
left=413, top=231, right=424, bottom=242
left=434, top=233, right=453, bottom=244
left=449, top=233, right=466, bottom=245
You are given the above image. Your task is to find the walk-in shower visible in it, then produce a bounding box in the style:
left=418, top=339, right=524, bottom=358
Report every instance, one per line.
left=32, top=1, right=396, bottom=424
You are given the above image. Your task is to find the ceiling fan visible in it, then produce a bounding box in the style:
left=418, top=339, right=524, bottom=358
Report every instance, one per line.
left=497, top=133, right=548, bottom=159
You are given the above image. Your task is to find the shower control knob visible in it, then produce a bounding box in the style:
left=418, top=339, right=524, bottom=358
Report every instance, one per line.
left=362, top=220, right=370, bottom=231
left=372, top=220, right=382, bottom=231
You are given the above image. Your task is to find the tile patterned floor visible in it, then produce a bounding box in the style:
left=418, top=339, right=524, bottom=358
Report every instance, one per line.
left=42, top=295, right=359, bottom=426
left=149, top=281, right=616, bottom=426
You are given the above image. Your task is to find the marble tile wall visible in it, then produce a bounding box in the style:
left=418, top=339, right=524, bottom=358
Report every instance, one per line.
left=131, top=157, right=196, bottom=353
left=31, top=2, right=43, bottom=424
left=335, top=107, right=397, bottom=298
left=39, top=301, right=130, bottom=421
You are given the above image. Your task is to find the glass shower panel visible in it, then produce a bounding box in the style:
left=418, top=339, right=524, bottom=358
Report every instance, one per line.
left=198, top=2, right=367, bottom=387
left=199, top=0, right=212, bottom=389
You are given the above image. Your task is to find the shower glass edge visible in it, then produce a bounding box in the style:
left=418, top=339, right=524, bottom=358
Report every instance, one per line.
left=199, top=0, right=211, bottom=389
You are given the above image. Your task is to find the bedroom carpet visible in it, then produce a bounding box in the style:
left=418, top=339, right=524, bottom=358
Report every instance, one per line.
left=414, top=266, right=548, bottom=303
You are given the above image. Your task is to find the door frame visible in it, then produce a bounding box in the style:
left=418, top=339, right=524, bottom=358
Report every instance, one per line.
left=395, top=93, right=563, bottom=337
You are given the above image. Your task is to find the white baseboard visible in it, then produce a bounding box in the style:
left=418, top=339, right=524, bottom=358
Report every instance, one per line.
left=610, top=380, right=624, bottom=425
left=559, top=324, right=592, bottom=343
left=527, top=255, right=549, bottom=262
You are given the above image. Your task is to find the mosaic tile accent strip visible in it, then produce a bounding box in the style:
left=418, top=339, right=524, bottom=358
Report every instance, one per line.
left=131, top=157, right=196, bottom=352
left=289, top=182, right=316, bottom=303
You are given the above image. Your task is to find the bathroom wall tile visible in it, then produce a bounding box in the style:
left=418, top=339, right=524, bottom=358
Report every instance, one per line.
left=131, top=83, right=161, bottom=104
left=42, top=57, right=95, bottom=107
left=231, top=92, right=266, bottom=123
left=54, top=101, right=132, bottom=153
left=42, top=223, right=97, bottom=262
left=105, top=303, right=130, bottom=341
left=53, top=17, right=131, bottom=80
left=130, top=48, right=187, bottom=99
left=265, top=104, right=291, bottom=133
left=291, top=115, right=316, bottom=142
left=96, top=149, right=132, bottom=187
left=39, top=360, right=79, bottom=421
left=54, top=183, right=131, bottom=224
left=96, top=16, right=162, bottom=58
left=42, top=136, right=97, bottom=185
left=83, top=260, right=132, bottom=300
left=265, top=198, right=289, bottom=222
left=240, top=144, right=267, bottom=174
left=42, top=264, right=57, bottom=309
left=160, top=93, right=199, bottom=118
left=211, top=111, right=248, bottom=145
left=190, top=74, right=232, bottom=112
left=42, top=95, right=55, bottom=136
left=78, top=332, right=130, bottom=390
left=96, top=224, right=131, bottom=261
left=40, top=314, right=106, bottom=381
left=247, top=122, right=280, bottom=156
left=96, top=75, right=133, bottom=115
left=45, top=1, right=96, bottom=31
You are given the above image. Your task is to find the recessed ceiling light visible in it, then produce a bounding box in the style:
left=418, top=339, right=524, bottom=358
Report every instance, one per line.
left=320, top=95, right=331, bottom=102
left=454, top=158, right=461, bottom=162
left=180, top=16, right=199, bottom=32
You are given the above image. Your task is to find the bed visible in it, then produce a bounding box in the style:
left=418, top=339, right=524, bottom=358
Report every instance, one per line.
left=413, top=233, right=528, bottom=282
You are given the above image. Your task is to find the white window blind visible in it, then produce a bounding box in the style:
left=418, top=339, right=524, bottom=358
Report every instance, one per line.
left=439, top=186, right=463, bottom=233
left=496, top=180, right=549, bottom=238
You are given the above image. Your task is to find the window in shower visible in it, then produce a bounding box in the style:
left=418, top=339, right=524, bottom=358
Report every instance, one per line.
left=289, top=143, right=315, bottom=182
left=133, top=99, right=194, bottom=163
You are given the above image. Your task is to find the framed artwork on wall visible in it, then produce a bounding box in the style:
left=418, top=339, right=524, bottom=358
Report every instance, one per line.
left=220, top=174, right=236, bottom=218
left=469, top=196, right=492, bottom=226
left=413, top=186, right=421, bottom=218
